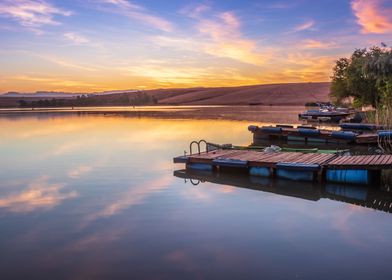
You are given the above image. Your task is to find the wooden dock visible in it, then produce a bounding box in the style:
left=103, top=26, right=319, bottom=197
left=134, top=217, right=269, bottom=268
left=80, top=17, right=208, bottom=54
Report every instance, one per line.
left=187, top=149, right=336, bottom=167
left=327, top=155, right=392, bottom=169
left=249, top=125, right=382, bottom=146
left=174, top=149, right=392, bottom=184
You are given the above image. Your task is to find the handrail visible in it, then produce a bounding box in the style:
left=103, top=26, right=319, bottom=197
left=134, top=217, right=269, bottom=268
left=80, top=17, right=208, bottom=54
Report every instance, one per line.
left=199, top=140, right=208, bottom=152
left=189, top=139, right=208, bottom=155
left=189, top=141, right=199, bottom=155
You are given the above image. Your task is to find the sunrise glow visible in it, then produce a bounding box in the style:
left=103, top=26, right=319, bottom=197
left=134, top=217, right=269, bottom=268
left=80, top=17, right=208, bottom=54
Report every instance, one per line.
left=0, top=0, right=391, bottom=92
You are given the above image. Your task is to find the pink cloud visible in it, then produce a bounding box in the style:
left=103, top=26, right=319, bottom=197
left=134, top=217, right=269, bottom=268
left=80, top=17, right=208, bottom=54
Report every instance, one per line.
left=351, top=0, right=392, bottom=34
left=0, top=0, right=71, bottom=28
left=293, top=20, right=315, bottom=32
left=195, top=11, right=267, bottom=65
left=100, top=0, right=173, bottom=32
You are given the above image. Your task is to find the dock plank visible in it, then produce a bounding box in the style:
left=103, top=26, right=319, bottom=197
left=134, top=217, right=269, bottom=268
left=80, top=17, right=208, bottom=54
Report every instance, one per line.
left=327, top=154, right=392, bottom=169
left=184, top=149, right=392, bottom=170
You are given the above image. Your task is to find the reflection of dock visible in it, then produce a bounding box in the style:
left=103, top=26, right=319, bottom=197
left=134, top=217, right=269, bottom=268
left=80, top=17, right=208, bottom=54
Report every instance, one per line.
left=173, top=169, right=392, bottom=213
left=174, top=149, right=392, bottom=185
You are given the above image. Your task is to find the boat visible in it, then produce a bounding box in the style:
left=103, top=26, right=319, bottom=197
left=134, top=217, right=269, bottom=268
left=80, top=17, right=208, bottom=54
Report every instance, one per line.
left=299, top=106, right=352, bottom=123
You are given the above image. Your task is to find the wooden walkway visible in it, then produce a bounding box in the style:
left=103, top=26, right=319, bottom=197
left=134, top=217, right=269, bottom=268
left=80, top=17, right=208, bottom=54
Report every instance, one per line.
left=174, top=149, right=392, bottom=185
left=184, top=150, right=392, bottom=169
left=327, top=155, right=392, bottom=169
left=188, top=150, right=336, bottom=167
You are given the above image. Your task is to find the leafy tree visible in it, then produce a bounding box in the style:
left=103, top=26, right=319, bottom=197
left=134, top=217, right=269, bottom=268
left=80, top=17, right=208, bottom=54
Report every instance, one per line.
left=18, top=100, right=27, bottom=107
left=330, top=45, right=392, bottom=107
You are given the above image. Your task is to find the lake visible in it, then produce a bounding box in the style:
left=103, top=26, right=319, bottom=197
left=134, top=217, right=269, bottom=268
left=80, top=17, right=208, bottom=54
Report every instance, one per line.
left=0, top=109, right=391, bottom=280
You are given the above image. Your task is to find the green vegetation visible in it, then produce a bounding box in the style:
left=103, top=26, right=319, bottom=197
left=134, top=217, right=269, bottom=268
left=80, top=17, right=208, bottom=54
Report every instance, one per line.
left=330, top=44, right=392, bottom=108
left=331, top=44, right=392, bottom=153
left=18, top=92, right=158, bottom=108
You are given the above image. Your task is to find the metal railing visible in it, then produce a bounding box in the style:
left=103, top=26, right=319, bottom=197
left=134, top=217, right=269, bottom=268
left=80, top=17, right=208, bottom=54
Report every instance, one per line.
left=189, top=139, right=208, bottom=155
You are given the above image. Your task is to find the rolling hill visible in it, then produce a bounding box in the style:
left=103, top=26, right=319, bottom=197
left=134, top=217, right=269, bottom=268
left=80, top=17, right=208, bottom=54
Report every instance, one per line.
left=0, top=82, right=331, bottom=107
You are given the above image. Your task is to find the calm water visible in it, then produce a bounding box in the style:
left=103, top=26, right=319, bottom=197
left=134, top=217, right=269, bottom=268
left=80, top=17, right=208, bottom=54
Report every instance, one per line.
left=0, top=111, right=391, bottom=280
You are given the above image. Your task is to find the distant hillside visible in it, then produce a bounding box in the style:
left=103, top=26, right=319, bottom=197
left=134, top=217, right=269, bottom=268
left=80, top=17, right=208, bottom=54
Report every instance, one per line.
left=0, top=82, right=330, bottom=108
left=149, top=82, right=331, bottom=105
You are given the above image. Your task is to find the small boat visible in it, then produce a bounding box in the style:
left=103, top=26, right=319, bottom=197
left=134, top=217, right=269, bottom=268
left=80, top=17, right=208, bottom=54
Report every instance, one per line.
left=299, top=106, right=352, bottom=123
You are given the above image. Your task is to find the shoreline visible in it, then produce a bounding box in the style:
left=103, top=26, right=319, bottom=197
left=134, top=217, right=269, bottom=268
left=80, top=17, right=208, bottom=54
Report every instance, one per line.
left=0, top=105, right=306, bottom=124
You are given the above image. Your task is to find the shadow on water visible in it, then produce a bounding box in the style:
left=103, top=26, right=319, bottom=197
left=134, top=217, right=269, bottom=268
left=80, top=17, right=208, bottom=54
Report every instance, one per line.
left=174, top=169, right=392, bottom=214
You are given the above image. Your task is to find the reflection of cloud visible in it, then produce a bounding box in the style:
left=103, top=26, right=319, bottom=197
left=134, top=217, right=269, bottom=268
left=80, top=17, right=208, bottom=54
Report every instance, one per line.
left=0, top=176, right=77, bottom=213
left=330, top=204, right=368, bottom=247
left=16, top=119, right=96, bottom=139
left=68, top=165, right=93, bottom=179
left=50, top=141, right=85, bottom=156
left=219, top=186, right=236, bottom=194
left=68, top=159, right=106, bottom=179
left=351, top=0, right=392, bottom=34
left=165, top=250, right=197, bottom=271
left=84, top=174, right=173, bottom=224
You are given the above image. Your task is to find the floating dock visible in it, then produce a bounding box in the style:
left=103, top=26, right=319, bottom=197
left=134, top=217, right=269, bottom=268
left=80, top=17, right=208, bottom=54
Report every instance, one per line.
left=248, top=125, right=391, bottom=146
left=174, top=149, right=392, bottom=185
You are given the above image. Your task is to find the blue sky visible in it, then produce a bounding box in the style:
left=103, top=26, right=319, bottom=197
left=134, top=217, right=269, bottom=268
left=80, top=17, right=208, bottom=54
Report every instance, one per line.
left=0, top=0, right=391, bottom=92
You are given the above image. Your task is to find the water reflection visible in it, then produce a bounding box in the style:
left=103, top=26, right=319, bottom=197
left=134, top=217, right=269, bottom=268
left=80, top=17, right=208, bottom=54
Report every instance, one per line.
left=0, top=176, right=77, bottom=213
left=174, top=169, right=392, bottom=213
left=1, top=113, right=392, bottom=279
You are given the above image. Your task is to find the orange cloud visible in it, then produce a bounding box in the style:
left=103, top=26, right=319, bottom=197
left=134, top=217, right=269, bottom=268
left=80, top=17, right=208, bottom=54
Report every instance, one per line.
left=196, top=11, right=267, bottom=65
left=351, top=0, right=392, bottom=34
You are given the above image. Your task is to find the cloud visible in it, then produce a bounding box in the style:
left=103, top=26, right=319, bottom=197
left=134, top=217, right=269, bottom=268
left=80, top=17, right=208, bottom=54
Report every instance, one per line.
left=179, top=3, right=210, bottom=18
left=11, top=75, right=98, bottom=89
left=351, top=0, right=392, bottom=34
left=301, top=39, right=338, bottom=49
left=0, top=176, right=77, bottom=213
left=0, top=0, right=71, bottom=28
left=98, top=0, right=173, bottom=32
left=64, top=32, right=90, bottom=44
left=182, top=7, right=267, bottom=65
left=293, top=20, right=315, bottom=31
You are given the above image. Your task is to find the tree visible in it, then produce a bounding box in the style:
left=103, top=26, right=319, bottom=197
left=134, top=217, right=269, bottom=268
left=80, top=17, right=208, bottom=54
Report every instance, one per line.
left=18, top=100, right=27, bottom=107
left=330, top=45, right=392, bottom=107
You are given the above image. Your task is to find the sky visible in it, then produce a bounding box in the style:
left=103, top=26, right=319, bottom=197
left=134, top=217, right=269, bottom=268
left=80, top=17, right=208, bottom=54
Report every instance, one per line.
left=0, top=0, right=391, bottom=93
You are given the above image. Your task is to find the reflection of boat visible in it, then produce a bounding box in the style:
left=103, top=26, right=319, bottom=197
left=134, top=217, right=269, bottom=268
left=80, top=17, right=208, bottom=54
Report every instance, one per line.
left=299, top=107, right=352, bottom=123
left=174, top=169, right=392, bottom=213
